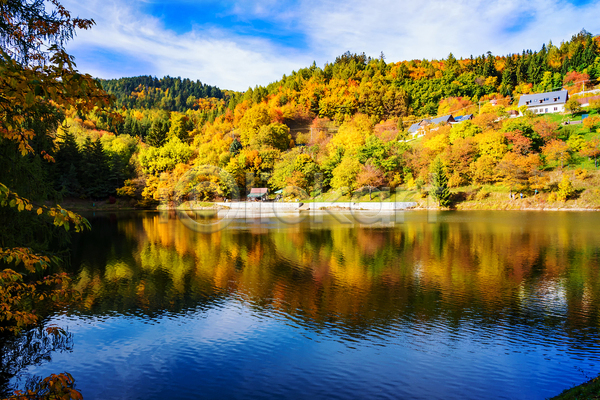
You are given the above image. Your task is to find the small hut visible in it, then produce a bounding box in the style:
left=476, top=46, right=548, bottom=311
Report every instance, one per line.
left=247, top=188, right=269, bottom=201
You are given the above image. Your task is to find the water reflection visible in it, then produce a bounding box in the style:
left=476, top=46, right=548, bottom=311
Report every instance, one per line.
left=69, top=211, right=600, bottom=347
left=20, top=210, right=597, bottom=399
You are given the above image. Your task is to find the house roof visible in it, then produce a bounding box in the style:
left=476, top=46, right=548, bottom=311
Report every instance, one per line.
left=517, top=90, right=568, bottom=107
left=408, top=122, right=422, bottom=133
left=453, top=114, right=473, bottom=123
left=430, top=114, right=455, bottom=124
left=408, top=114, right=455, bottom=133
left=577, top=95, right=600, bottom=105
left=249, top=188, right=268, bottom=194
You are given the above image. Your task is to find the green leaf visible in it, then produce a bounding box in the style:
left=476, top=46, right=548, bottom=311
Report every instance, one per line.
left=25, top=90, right=35, bottom=105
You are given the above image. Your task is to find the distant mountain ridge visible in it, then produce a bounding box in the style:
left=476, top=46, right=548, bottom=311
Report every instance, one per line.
left=100, top=75, right=226, bottom=112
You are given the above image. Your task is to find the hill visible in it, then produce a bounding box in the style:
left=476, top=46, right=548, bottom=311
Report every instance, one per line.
left=42, top=30, right=600, bottom=211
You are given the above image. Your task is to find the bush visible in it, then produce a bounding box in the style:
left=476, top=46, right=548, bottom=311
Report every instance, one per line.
left=475, top=189, right=490, bottom=200
left=583, top=115, right=600, bottom=130
left=556, top=174, right=575, bottom=201
left=574, top=168, right=588, bottom=180
left=565, top=98, right=582, bottom=114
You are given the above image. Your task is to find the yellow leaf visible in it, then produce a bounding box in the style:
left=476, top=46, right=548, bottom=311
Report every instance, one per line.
left=37, top=208, right=43, bottom=215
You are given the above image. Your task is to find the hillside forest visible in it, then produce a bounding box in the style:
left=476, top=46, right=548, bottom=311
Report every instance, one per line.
left=9, top=30, right=600, bottom=210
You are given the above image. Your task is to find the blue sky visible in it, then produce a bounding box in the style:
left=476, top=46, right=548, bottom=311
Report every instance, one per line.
left=61, top=0, right=600, bottom=91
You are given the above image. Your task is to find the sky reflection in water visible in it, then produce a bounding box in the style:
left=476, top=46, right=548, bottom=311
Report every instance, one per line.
left=12, top=211, right=600, bottom=399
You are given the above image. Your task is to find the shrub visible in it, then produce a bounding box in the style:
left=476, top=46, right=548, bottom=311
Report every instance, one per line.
left=556, top=174, right=575, bottom=201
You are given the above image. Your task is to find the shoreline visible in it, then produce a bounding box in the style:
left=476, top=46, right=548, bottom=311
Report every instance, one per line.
left=53, top=196, right=600, bottom=213
left=68, top=203, right=600, bottom=213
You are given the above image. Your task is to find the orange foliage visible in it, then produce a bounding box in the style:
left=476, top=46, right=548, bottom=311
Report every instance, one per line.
left=563, top=71, right=589, bottom=93
left=438, top=97, right=475, bottom=116
left=533, top=119, right=560, bottom=141
left=479, top=93, right=511, bottom=107
left=373, top=119, right=399, bottom=142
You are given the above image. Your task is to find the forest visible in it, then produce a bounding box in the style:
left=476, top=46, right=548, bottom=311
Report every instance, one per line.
left=36, top=29, right=600, bottom=210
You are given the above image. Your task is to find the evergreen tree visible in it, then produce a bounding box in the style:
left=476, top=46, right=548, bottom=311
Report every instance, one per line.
left=430, top=158, right=451, bottom=207
left=81, top=138, right=111, bottom=199
left=53, top=129, right=82, bottom=196
left=229, top=138, right=242, bottom=155
left=59, top=164, right=82, bottom=197
left=147, top=118, right=170, bottom=147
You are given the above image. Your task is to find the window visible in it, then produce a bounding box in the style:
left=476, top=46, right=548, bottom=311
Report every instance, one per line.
left=545, top=108, right=548, bottom=113
left=554, top=107, right=558, bottom=111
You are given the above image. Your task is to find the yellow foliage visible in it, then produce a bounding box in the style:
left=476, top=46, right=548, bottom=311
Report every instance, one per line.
left=327, top=114, right=372, bottom=155
left=476, top=130, right=508, bottom=160
left=423, top=132, right=450, bottom=154
left=470, top=155, right=499, bottom=184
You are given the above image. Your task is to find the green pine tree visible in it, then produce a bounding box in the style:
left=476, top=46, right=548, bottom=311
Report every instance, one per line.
left=147, top=118, right=170, bottom=147
left=229, top=137, right=242, bottom=155
left=54, top=128, right=82, bottom=196
left=81, top=138, right=111, bottom=199
left=430, top=158, right=451, bottom=207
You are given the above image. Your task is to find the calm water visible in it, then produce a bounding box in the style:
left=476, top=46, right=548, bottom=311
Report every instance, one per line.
left=7, top=210, right=600, bottom=399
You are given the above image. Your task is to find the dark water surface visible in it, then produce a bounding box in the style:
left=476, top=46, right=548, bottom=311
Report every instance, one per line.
left=10, top=210, right=600, bottom=399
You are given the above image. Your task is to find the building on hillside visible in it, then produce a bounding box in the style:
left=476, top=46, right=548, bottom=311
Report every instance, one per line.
left=576, top=95, right=600, bottom=107
left=518, top=90, right=569, bottom=115
left=452, top=114, right=473, bottom=123
left=407, top=115, right=455, bottom=136
left=247, top=188, right=268, bottom=201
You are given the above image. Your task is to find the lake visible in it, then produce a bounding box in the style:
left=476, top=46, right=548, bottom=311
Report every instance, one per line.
left=7, top=210, right=600, bottom=399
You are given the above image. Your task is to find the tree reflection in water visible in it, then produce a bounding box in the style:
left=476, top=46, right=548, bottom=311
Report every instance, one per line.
left=1, top=326, right=74, bottom=398
left=66, top=211, right=600, bottom=343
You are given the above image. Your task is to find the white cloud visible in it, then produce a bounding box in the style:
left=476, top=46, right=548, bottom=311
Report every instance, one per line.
left=62, top=0, right=309, bottom=90
left=61, top=0, right=600, bottom=91
left=298, top=0, right=600, bottom=63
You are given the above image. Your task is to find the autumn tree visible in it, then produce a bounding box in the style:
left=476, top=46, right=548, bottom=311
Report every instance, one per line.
left=271, top=151, right=320, bottom=194
left=0, top=0, right=114, bottom=395
left=356, top=164, right=385, bottom=200
left=251, top=122, right=291, bottom=151
left=583, top=115, right=600, bottom=131
left=589, top=99, right=600, bottom=113
left=564, top=98, right=581, bottom=115
left=542, top=139, right=571, bottom=169
left=327, top=113, right=372, bottom=155
left=497, top=152, right=541, bottom=191
left=237, top=103, right=271, bottom=146
left=563, top=70, right=589, bottom=93
left=330, top=156, right=361, bottom=195
left=437, top=97, right=475, bottom=116
left=532, top=119, right=560, bottom=142
left=580, top=137, right=600, bottom=168
left=556, top=174, right=575, bottom=201
left=442, top=136, right=477, bottom=187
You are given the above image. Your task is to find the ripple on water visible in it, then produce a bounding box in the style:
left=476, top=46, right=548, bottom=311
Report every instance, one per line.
left=13, top=212, right=600, bottom=399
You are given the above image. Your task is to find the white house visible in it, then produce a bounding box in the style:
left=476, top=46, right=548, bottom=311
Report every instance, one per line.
left=407, top=114, right=455, bottom=137
left=518, top=89, right=569, bottom=115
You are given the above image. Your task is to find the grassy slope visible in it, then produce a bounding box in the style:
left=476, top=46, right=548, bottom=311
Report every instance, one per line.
left=551, top=374, right=600, bottom=399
